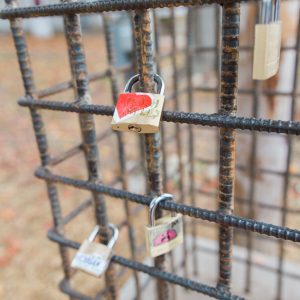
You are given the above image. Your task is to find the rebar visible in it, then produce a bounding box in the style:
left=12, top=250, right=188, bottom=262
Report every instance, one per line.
left=3, top=0, right=300, bottom=299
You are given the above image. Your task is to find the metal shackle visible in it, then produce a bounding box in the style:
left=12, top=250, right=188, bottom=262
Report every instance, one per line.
left=124, top=73, right=165, bottom=95
left=88, top=223, right=119, bottom=249
left=259, top=0, right=280, bottom=24
left=149, top=193, right=176, bottom=227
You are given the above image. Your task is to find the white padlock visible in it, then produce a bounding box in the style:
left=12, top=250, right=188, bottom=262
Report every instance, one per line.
left=253, top=0, right=282, bottom=80
left=145, top=194, right=183, bottom=258
left=71, top=223, right=118, bottom=277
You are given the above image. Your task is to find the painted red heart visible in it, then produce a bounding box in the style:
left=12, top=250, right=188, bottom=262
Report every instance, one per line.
left=116, top=93, right=153, bottom=119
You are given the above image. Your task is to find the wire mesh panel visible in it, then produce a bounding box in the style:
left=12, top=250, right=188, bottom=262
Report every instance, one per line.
left=1, top=0, right=300, bottom=299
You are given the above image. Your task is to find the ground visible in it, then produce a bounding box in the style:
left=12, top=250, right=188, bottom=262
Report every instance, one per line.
left=1, top=29, right=300, bottom=300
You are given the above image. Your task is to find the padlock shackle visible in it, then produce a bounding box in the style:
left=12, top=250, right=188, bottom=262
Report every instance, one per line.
left=124, top=73, right=165, bottom=95
left=149, top=193, right=175, bottom=227
left=259, top=0, right=280, bottom=24
left=87, top=223, right=119, bottom=249
left=272, top=0, right=280, bottom=21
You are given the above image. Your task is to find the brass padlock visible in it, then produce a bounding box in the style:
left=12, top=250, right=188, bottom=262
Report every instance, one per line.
left=111, top=74, right=165, bottom=133
left=145, top=194, right=183, bottom=257
left=71, top=223, right=118, bottom=277
left=253, top=0, right=281, bottom=80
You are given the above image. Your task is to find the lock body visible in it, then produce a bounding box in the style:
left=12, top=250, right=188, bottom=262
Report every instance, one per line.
left=146, top=214, right=183, bottom=257
left=253, top=21, right=281, bottom=80
left=71, top=224, right=118, bottom=277
left=111, top=92, right=164, bottom=133
left=252, top=0, right=281, bottom=80
left=71, top=240, right=112, bottom=277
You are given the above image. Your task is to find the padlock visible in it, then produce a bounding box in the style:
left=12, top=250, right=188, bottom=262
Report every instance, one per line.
left=71, top=223, right=118, bottom=277
left=145, top=193, right=183, bottom=257
left=111, top=74, right=165, bottom=133
left=252, top=0, right=282, bottom=80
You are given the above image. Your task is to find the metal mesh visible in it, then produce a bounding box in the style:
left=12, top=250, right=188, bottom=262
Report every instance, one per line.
left=1, top=0, right=300, bottom=299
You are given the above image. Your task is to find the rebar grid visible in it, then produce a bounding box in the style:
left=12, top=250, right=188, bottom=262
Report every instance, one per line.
left=2, top=0, right=300, bottom=300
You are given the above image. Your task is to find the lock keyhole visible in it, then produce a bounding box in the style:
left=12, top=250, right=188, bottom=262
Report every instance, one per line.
left=128, top=124, right=142, bottom=132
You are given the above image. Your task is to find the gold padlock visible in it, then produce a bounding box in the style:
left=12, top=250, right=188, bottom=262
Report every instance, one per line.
left=145, top=194, right=183, bottom=258
left=111, top=74, right=165, bottom=134
left=252, top=0, right=282, bottom=80
left=71, top=223, right=118, bottom=277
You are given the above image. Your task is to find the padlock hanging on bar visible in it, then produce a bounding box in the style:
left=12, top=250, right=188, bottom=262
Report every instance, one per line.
left=145, top=194, right=183, bottom=258
left=71, top=223, right=119, bottom=277
left=252, top=0, right=282, bottom=80
left=111, top=74, right=165, bottom=133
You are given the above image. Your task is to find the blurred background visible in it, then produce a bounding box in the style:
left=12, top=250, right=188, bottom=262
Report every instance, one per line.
left=1, top=0, right=300, bottom=299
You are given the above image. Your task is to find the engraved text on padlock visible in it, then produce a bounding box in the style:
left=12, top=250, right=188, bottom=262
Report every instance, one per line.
left=71, top=224, right=118, bottom=277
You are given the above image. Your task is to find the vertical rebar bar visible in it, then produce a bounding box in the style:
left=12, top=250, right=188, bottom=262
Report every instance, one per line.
left=102, top=12, right=141, bottom=300
left=186, top=7, right=198, bottom=278
left=169, top=7, right=189, bottom=280
left=153, top=9, right=168, bottom=192
left=133, top=9, right=169, bottom=300
left=153, top=9, right=177, bottom=300
left=217, top=2, right=240, bottom=292
left=62, top=2, right=117, bottom=298
left=244, top=79, right=259, bottom=293
left=276, top=8, right=300, bottom=300
left=4, top=1, right=73, bottom=297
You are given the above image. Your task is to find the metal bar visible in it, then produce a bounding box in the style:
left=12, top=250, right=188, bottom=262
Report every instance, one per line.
left=133, top=9, right=169, bottom=299
left=36, top=167, right=300, bottom=243
left=186, top=7, right=199, bottom=278
left=48, top=229, right=244, bottom=300
left=49, top=129, right=112, bottom=166
left=153, top=10, right=177, bottom=300
left=0, top=0, right=260, bottom=20
left=102, top=12, right=141, bottom=299
left=62, top=2, right=118, bottom=298
left=18, top=98, right=300, bottom=135
left=170, top=7, right=189, bottom=279
left=197, top=244, right=300, bottom=281
left=194, top=86, right=300, bottom=97
left=276, top=7, right=300, bottom=300
left=217, top=2, right=240, bottom=291
left=197, top=185, right=300, bottom=215
left=244, top=80, right=260, bottom=293
left=4, top=0, right=73, bottom=296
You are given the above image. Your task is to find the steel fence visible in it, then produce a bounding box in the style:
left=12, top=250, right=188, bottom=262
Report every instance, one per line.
left=1, top=0, right=300, bottom=299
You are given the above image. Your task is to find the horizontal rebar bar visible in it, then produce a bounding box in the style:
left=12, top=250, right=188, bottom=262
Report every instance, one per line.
left=19, top=97, right=300, bottom=135
left=48, top=229, right=244, bottom=300
left=36, top=167, right=300, bottom=243
left=0, top=0, right=259, bottom=19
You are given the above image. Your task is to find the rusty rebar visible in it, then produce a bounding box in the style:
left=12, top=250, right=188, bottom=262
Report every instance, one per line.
left=4, top=1, right=73, bottom=296
left=102, top=12, right=141, bottom=300
left=276, top=7, right=300, bottom=300
left=133, top=9, right=169, bottom=300
left=62, top=1, right=118, bottom=298
left=217, top=2, right=240, bottom=292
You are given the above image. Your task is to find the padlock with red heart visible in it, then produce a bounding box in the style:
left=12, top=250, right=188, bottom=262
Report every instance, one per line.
left=111, top=74, right=165, bottom=133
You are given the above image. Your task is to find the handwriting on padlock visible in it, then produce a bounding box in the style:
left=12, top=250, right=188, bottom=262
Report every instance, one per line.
left=114, top=93, right=158, bottom=122
left=111, top=73, right=165, bottom=134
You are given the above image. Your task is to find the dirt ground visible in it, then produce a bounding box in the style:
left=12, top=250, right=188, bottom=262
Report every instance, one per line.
left=1, top=27, right=300, bottom=300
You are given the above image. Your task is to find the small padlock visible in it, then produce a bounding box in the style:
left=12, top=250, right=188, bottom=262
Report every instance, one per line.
left=145, top=193, right=183, bottom=257
left=111, top=74, right=165, bottom=133
left=252, top=0, right=282, bottom=80
left=71, top=223, right=118, bottom=277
